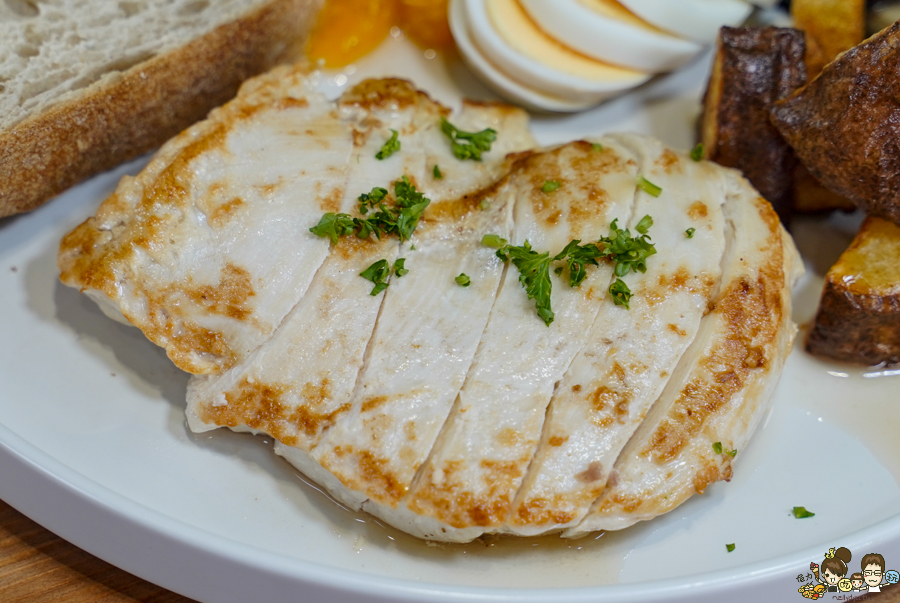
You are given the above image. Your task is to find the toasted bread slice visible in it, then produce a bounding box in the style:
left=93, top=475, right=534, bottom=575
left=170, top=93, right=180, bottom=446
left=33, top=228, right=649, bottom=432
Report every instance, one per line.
left=0, top=0, right=323, bottom=219
left=700, top=26, right=806, bottom=224
left=771, top=22, right=900, bottom=227
left=807, top=217, right=900, bottom=365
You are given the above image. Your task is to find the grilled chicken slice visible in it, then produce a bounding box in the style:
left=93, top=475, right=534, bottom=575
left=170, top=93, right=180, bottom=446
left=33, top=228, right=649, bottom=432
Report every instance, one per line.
left=506, top=134, right=728, bottom=536
left=59, top=65, right=357, bottom=375
left=186, top=78, right=448, bottom=448
left=566, top=170, right=802, bottom=536
left=301, top=111, right=535, bottom=516
left=388, top=140, right=641, bottom=542
left=186, top=86, right=537, bottom=514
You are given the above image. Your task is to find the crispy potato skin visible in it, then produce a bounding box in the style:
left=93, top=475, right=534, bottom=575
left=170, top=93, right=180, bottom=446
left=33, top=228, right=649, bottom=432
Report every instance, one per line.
left=807, top=217, right=900, bottom=365
left=701, top=27, right=806, bottom=224
left=771, top=22, right=900, bottom=228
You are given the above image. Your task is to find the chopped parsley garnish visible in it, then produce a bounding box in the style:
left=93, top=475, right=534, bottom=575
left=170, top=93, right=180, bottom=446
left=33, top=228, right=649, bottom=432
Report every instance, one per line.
left=726, top=543, right=736, bottom=552
left=309, top=213, right=356, bottom=245
left=455, top=273, right=471, bottom=287
left=591, top=142, right=604, bottom=152
left=360, top=259, right=391, bottom=295
left=793, top=506, right=815, bottom=519
left=375, top=129, right=400, bottom=160
left=542, top=180, right=561, bottom=193
left=690, top=143, right=704, bottom=162
left=598, top=216, right=657, bottom=278
left=553, top=240, right=604, bottom=287
left=433, top=164, right=443, bottom=179
left=637, top=176, right=662, bottom=197
left=713, top=441, right=737, bottom=456
left=393, top=258, right=408, bottom=277
left=609, top=278, right=633, bottom=308
left=482, top=214, right=656, bottom=317
left=495, top=240, right=554, bottom=326
left=440, top=117, right=496, bottom=161
left=481, top=234, right=508, bottom=249
left=479, top=199, right=491, bottom=211
left=311, top=177, right=431, bottom=245
left=686, top=227, right=696, bottom=238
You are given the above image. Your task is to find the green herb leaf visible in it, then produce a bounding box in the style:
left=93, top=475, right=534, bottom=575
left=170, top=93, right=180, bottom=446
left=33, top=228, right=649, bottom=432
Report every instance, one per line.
left=609, top=278, right=632, bottom=308
left=591, top=142, right=604, bottom=152
left=552, top=239, right=604, bottom=288
left=440, top=117, right=497, bottom=161
left=726, top=448, right=737, bottom=457
left=495, top=240, right=554, bottom=326
left=554, top=266, right=564, bottom=276
left=542, top=180, right=561, bottom=193
left=637, top=176, right=662, bottom=197
left=393, top=258, right=408, bottom=277
left=357, top=187, right=389, bottom=215
left=360, top=259, right=391, bottom=295
left=690, top=143, right=704, bottom=162
left=482, top=234, right=508, bottom=249
left=433, top=164, right=443, bottom=179
left=310, top=213, right=356, bottom=245
left=479, top=199, right=491, bottom=211
left=793, top=506, right=815, bottom=519
left=597, top=217, right=657, bottom=278
left=712, top=441, right=723, bottom=454
left=375, top=129, right=400, bottom=160
left=635, top=214, right=653, bottom=234
left=686, top=227, right=696, bottom=238
left=726, top=543, right=736, bottom=552
left=455, top=273, right=471, bottom=287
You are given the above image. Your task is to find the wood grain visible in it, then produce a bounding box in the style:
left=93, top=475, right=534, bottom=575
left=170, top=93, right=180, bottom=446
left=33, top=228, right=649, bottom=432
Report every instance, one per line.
left=0, top=499, right=194, bottom=603
left=3, top=496, right=900, bottom=602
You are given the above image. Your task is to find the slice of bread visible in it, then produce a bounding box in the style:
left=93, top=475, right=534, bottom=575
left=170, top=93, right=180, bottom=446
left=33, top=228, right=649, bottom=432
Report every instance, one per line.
left=0, top=0, right=323, bottom=218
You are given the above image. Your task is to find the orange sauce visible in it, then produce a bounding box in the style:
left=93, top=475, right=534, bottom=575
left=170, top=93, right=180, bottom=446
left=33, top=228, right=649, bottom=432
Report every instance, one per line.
left=306, top=0, right=453, bottom=68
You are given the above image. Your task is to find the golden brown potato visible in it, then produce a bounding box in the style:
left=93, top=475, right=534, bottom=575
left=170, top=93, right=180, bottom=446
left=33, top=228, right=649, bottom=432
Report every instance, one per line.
left=771, top=22, right=900, bottom=227
left=794, top=166, right=856, bottom=214
left=792, top=0, right=865, bottom=77
left=807, top=217, right=900, bottom=365
left=700, top=27, right=806, bottom=224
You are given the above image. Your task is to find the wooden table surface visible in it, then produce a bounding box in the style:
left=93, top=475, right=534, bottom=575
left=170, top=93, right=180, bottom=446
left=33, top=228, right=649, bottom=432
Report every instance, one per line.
left=3, top=495, right=900, bottom=603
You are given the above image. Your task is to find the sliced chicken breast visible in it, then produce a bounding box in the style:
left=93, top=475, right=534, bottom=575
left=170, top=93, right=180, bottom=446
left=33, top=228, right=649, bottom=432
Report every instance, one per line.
left=186, top=78, right=448, bottom=447
left=184, top=84, right=537, bottom=515
left=60, top=70, right=801, bottom=542
left=565, top=169, right=802, bottom=536
left=396, top=140, right=642, bottom=541
left=506, top=134, right=728, bottom=535
left=59, top=65, right=356, bottom=375
left=284, top=104, right=536, bottom=514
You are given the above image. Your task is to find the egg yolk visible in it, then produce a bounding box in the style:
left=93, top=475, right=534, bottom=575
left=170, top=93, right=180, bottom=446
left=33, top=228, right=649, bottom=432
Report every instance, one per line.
left=307, top=0, right=453, bottom=68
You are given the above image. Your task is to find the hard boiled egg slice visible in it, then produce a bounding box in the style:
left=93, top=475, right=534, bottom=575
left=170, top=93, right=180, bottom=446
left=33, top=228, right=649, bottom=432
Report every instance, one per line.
left=460, top=0, right=650, bottom=103
left=519, top=0, right=702, bottom=73
left=448, top=0, right=599, bottom=112
left=617, top=0, right=753, bottom=44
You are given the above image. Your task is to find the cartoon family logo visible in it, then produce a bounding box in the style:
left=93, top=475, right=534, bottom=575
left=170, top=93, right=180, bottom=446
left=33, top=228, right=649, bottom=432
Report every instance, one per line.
left=796, top=547, right=899, bottom=599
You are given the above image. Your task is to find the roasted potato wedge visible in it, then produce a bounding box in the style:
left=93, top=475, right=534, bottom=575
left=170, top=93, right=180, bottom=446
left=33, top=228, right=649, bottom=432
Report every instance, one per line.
left=791, top=0, right=865, bottom=77
left=807, top=217, right=900, bottom=365
left=771, top=22, right=900, bottom=227
left=700, top=27, right=806, bottom=224
left=794, top=166, right=856, bottom=214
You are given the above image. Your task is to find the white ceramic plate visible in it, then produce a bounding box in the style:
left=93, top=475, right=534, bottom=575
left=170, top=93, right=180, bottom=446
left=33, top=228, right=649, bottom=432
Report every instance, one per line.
left=2, top=33, right=900, bottom=603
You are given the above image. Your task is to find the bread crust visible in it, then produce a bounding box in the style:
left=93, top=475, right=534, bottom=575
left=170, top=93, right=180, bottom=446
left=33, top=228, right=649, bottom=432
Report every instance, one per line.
left=0, top=0, right=323, bottom=219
